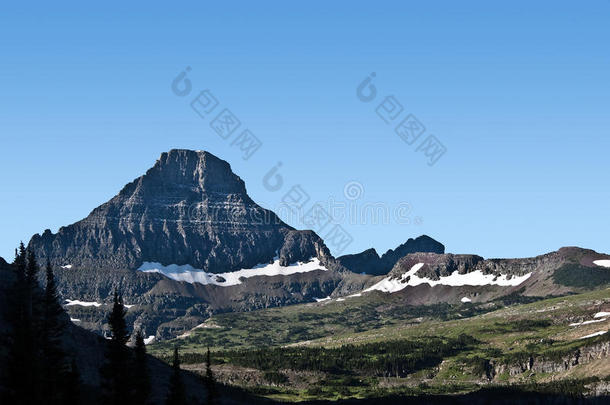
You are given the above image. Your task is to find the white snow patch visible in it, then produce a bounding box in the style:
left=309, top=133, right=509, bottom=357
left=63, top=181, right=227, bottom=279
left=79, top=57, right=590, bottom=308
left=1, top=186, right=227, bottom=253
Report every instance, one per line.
left=593, top=260, right=610, bottom=268
left=124, top=304, right=135, bottom=309
left=138, top=257, right=328, bottom=286
left=348, top=293, right=362, bottom=298
left=61, top=264, right=72, bottom=269
left=143, top=335, right=156, bottom=345
left=570, top=319, right=606, bottom=327
left=364, top=263, right=531, bottom=294
left=65, top=299, right=102, bottom=307
left=461, top=297, right=472, bottom=303
left=364, top=263, right=425, bottom=293
left=336, top=298, right=345, bottom=302
left=70, top=318, right=81, bottom=322
left=314, top=296, right=331, bottom=302
left=579, top=331, right=608, bottom=339
left=177, top=322, right=220, bottom=339
left=594, top=312, right=610, bottom=318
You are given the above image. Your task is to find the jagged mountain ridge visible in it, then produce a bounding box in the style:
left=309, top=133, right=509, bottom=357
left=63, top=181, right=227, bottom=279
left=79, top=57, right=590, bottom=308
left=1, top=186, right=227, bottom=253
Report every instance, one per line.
left=357, top=247, right=610, bottom=304
left=29, top=149, right=332, bottom=273
left=336, top=235, right=445, bottom=275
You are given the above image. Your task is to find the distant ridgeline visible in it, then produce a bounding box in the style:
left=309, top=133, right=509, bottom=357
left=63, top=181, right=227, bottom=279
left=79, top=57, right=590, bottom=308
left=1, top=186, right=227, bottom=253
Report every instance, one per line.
left=16, top=149, right=610, bottom=342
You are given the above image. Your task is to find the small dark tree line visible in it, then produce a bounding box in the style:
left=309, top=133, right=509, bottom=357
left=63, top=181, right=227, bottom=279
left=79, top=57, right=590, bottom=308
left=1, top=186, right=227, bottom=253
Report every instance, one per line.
left=2, top=243, right=80, bottom=405
left=2, top=242, right=218, bottom=405
left=101, top=291, right=152, bottom=405
left=165, top=345, right=218, bottom=405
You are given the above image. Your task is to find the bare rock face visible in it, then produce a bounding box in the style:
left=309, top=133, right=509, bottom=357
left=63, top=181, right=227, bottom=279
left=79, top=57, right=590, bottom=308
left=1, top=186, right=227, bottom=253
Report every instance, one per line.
left=24, top=150, right=346, bottom=339
left=28, top=149, right=332, bottom=272
left=382, top=247, right=610, bottom=299
left=336, top=235, right=445, bottom=275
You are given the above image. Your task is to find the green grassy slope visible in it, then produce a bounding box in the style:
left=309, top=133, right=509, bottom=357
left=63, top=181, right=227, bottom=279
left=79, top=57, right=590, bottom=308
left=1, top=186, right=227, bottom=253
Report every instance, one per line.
left=149, top=288, right=610, bottom=401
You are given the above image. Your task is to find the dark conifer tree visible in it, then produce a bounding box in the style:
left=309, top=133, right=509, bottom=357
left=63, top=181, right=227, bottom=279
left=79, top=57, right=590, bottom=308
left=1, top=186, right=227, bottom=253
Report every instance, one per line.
left=101, top=290, right=132, bottom=405
left=203, top=347, right=217, bottom=405
left=5, top=244, right=43, bottom=405
left=5, top=244, right=29, bottom=403
left=4, top=246, right=79, bottom=405
left=26, top=249, right=43, bottom=403
left=133, top=329, right=151, bottom=405
left=42, top=259, right=69, bottom=404
left=14, top=242, right=26, bottom=282
left=108, top=291, right=130, bottom=345
left=25, top=249, right=43, bottom=334
left=25, top=248, right=40, bottom=286
left=166, top=347, right=186, bottom=405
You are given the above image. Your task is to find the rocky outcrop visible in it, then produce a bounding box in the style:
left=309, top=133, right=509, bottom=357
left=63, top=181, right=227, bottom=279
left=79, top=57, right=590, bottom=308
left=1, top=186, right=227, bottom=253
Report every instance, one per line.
left=336, top=235, right=445, bottom=275
left=28, top=149, right=333, bottom=273
left=382, top=247, right=609, bottom=295
left=390, top=252, right=541, bottom=281
left=492, top=340, right=610, bottom=378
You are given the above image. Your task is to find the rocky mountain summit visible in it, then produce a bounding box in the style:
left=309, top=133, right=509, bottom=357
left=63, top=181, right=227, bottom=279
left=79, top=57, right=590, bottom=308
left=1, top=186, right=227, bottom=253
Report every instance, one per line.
left=336, top=235, right=445, bottom=275
left=22, top=150, right=362, bottom=338
left=29, top=149, right=333, bottom=272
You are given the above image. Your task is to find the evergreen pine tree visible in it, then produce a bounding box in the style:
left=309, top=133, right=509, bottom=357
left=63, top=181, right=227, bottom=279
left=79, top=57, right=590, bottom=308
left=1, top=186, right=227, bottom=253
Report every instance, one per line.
left=14, top=242, right=26, bottom=282
left=26, top=249, right=43, bottom=404
left=42, top=259, right=69, bottom=405
left=133, top=330, right=151, bottom=405
left=203, top=347, right=217, bottom=405
left=5, top=244, right=29, bottom=403
left=100, top=290, right=132, bottom=405
left=25, top=248, right=40, bottom=286
left=5, top=244, right=44, bottom=405
left=166, top=347, right=186, bottom=405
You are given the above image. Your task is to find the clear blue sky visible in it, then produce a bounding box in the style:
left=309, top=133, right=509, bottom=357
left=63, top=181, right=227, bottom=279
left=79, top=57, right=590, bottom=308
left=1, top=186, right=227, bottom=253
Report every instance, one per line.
left=1, top=1, right=609, bottom=261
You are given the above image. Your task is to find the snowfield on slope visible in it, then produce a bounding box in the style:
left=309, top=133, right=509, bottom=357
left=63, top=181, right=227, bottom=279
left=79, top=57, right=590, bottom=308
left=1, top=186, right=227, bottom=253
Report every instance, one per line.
left=579, top=331, right=608, bottom=339
left=593, top=260, right=610, bottom=268
left=364, top=263, right=532, bottom=294
left=143, top=336, right=156, bottom=345
left=65, top=299, right=102, bottom=307
left=594, top=312, right=610, bottom=318
left=138, top=257, right=328, bottom=286
left=570, top=318, right=606, bottom=327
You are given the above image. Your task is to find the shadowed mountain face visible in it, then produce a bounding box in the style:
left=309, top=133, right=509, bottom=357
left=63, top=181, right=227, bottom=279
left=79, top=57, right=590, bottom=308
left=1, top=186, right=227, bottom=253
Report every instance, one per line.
left=28, top=149, right=331, bottom=272
left=336, top=235, right=445, bottom=275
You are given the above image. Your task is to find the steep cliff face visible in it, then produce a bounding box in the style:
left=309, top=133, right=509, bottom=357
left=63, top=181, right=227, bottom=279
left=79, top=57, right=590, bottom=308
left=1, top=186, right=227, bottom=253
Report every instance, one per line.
left=491, top=340, right=610, bottom=378
left=28, top=150, right=332, bottom=272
